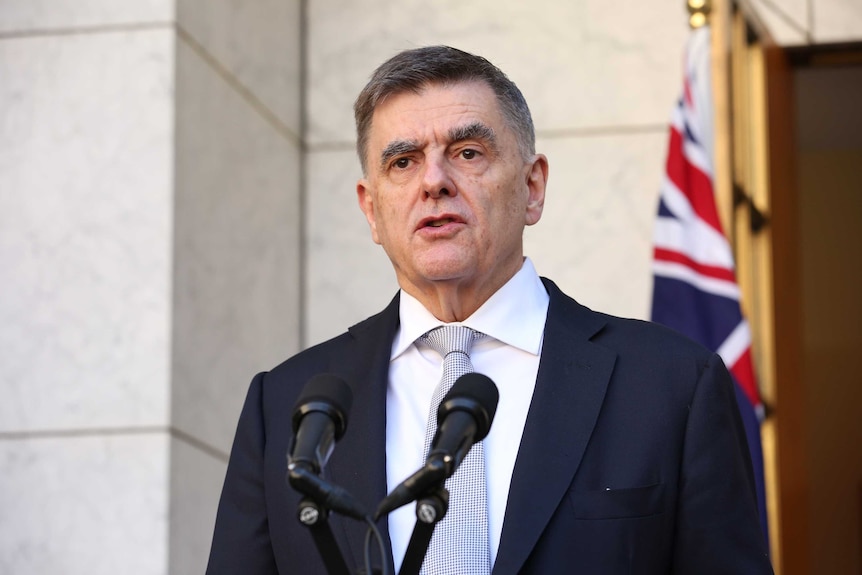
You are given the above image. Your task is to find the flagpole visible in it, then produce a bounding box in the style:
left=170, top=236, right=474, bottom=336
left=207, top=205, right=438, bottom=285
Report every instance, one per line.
left=654, top=0, right=774, bottom=563
left=705, top=1, right=785, bottom=569
left=705, top=0, right=735, bottom=243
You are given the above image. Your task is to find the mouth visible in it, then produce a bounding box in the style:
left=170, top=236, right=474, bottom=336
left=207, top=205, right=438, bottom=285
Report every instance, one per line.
left=425, top=217, right=455, bottom=228
left=418, top=214, right=463, bottom=230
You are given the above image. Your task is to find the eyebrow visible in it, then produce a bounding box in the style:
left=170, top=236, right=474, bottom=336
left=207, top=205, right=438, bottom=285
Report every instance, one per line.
left=377, top=121, right=499, bottom=170
left=379, top=139, right=420, bottom=170
left=448, top=122, right=497, bottom=151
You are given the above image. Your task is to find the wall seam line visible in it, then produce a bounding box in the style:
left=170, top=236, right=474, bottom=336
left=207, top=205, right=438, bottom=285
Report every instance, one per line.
left=176, top=23, right=302, bottom=149
left=0, top=21, right=173, bottom=40
left=0, top=426, right=229, bottom=462
left=299, top=0, right=310, bottom=350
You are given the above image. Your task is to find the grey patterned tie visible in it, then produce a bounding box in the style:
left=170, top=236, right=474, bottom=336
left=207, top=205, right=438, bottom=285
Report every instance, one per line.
left=419, top=325, right=490, bottom=575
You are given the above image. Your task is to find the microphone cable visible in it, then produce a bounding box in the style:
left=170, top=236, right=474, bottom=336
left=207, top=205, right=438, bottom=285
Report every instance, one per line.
left=363, top=514, right=390, bottom=575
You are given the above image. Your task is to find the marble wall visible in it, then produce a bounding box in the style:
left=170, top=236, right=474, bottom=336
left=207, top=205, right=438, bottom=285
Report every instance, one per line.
left=0, top=3, right=174, bottom=573
left=303, top=0, right=689, bottom=346
left=302, top=0, right=862, bottom=348
left=0, top=0, right=301, bottom=573
left=171, top=0, right=303, bottom=570
left=749, top=0, right=862, bottom=44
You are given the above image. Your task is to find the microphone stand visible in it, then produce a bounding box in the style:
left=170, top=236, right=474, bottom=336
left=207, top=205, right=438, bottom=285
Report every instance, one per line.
left=397, top=486, right=448, bottom=575
left=295, top=496, right=352, bottom=575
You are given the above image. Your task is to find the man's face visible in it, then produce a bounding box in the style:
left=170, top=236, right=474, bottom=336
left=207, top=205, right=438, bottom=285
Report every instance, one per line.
left=356, top=81, right=547, bottom=302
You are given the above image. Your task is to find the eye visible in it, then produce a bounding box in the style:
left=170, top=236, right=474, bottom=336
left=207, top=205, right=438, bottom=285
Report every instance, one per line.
left=460, top=149, right=478, bottom=160
left=393, top=157, right=411, bottom=169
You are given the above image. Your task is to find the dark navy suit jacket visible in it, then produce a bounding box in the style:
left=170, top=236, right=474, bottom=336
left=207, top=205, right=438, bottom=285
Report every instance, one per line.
left=207, top=279, right=773, bottom=574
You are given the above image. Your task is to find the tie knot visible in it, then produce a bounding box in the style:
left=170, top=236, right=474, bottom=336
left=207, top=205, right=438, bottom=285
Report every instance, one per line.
left=422, top=325, right=481, bottom=358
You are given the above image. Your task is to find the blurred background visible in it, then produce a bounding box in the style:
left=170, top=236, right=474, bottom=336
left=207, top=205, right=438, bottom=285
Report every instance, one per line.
left=1, top=0, right=860, bottom=573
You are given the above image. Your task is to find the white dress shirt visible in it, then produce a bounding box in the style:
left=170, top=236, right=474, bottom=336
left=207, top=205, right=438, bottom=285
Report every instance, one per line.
left=386, top=257, right=550, bottom=571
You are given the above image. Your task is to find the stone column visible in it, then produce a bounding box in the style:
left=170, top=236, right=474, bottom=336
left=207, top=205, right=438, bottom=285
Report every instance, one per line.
left=0, top=1, right=301, bottom=573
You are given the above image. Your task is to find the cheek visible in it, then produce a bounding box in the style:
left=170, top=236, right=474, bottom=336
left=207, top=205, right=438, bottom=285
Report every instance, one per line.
left=487, top=183, right=529, bottom=245
left=371, top=194, right=406, bottom=245
left=495, top=180, right=528, bottom=221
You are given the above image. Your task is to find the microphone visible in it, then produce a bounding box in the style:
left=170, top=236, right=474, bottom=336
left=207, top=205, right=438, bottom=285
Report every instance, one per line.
left=375, top=373, right=499, bottom=519
left=289, top=374, right=352, bottom=473
left=287, top=374, right=366, bottom=519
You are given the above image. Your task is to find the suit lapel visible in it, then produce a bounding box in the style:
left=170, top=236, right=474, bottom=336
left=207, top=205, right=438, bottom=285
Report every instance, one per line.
left=326, top=293, right=401, bottom=574
left=493, top=279, right=617, bottom=575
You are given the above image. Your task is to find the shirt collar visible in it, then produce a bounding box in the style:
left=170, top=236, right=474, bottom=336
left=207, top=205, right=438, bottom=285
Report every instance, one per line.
left=391, top=257, right=550, bottom=360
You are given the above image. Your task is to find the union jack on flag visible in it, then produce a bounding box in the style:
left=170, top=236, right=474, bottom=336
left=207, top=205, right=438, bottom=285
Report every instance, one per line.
left=650, top=26, right=769, bottom=542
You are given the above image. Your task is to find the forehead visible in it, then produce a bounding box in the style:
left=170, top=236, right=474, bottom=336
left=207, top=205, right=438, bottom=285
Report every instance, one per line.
left=367, top=81, right=508, bottom=145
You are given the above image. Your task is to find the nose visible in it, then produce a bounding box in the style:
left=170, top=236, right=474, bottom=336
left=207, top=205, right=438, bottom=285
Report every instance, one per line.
left=421, top=155, right=456, bottom=199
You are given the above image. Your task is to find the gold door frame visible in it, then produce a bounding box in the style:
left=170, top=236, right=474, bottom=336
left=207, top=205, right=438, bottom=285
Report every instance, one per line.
left=709, top=2, right=809, bottom=573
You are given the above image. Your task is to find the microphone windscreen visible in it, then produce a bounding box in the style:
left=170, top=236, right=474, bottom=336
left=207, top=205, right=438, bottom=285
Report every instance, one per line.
left=439, top=372, right=499, bottom=439
left=292, top=374, right=353, bottom=438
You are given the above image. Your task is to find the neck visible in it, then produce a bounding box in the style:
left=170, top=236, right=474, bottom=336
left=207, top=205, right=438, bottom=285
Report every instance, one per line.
left=401, top=258, right=524, bottom=323
left=414, top=287, right=487, bottom=323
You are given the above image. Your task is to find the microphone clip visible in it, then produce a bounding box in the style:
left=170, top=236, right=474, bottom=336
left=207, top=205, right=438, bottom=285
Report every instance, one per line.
left=415, top=486, right=449, bottom=525
left=373, top=456, right=448, bottom=520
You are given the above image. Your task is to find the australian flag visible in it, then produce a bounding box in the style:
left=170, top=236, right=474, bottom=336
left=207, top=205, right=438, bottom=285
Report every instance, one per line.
left=650, top=26, right=769, bottom=544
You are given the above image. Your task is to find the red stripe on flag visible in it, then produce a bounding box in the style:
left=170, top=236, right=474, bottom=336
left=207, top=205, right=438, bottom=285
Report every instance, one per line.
left=653, top=248, right=737, bottom=282
left=665, top=127, right=724, bottom=234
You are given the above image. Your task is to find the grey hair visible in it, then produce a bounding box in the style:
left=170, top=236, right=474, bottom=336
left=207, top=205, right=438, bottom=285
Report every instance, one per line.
left=353, top=45, right=535, bottom=174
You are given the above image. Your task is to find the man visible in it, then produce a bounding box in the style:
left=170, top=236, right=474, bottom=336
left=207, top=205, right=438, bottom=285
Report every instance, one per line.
left=207, top=46, right=772, bottom=574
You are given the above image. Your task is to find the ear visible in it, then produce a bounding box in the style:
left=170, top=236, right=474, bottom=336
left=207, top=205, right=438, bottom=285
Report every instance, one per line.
left=357, top=179, right=381, bottom=245
left=524, top=154, right=548, bottom=226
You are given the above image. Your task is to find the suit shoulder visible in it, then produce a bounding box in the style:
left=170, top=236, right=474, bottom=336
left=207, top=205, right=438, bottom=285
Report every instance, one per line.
left=544, top=277, right=714, bottom=363
left=598, top=313, right=713, bottom=360
left=270, top=330, right=352, bottom=375
left=557, top=296, right=728, bottom=400
left=264, top=294, right=400, bottom=387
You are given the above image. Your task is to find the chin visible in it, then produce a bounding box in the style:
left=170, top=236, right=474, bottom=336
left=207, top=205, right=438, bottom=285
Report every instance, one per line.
left=414, top=259, right=474, bottom=284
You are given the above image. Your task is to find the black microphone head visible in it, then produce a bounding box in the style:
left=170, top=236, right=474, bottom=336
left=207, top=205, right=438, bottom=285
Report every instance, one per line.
left=292, top=374, right=353, bottom=439
left=437, top=373, right=499, bottom=441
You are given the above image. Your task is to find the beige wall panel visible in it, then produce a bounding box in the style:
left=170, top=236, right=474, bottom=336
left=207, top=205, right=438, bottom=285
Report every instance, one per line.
left=169, top=437, right=227, bottom=575
left=775, top=0, right=809, bottom=26
left=173, top=37, right=302, bottom=454
left=527, top=132, right=668, bottom=321
left=304, top=148, right=399, bottom=347
left=305, top=0, right=689, bottom=146
left=177, top=0, right=302, bottom=134
left=813, top=0, right=862, bottom=42
left=0, top=0, right=172, bottom=33
left=0, top=29, right=174, bottom=432
left=304, top=0, right=691, bottom=345
left=748, top=0, right=809, bottom=44
left=0, top=433, right=169, bottom=575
